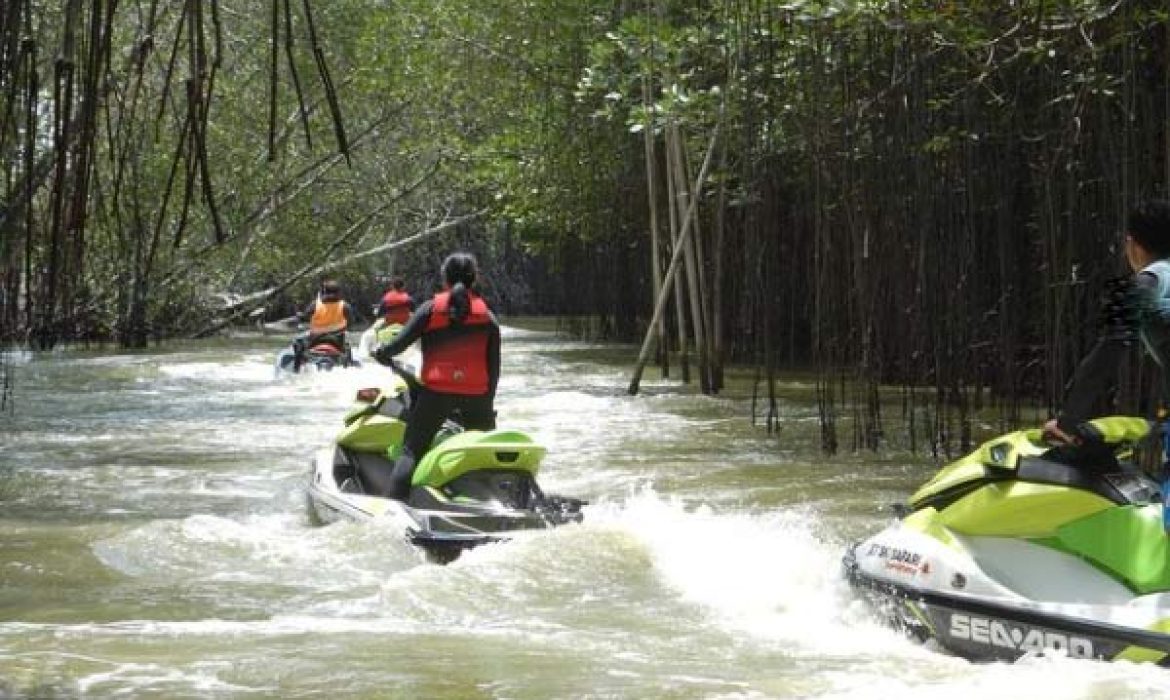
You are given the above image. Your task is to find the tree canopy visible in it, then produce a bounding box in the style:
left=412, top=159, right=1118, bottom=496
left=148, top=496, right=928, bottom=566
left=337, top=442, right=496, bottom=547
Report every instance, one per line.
left=3, top=1, right=1168, bottom=452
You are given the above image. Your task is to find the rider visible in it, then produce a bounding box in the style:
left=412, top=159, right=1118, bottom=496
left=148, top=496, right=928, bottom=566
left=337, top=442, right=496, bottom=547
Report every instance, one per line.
left=370, top=252, right=501, bottom=500
left=377, top=277, right=414, bottom=326
left=295, top=279, right=359, bottom=367
left=1045, top=199, right=1170, bottom=444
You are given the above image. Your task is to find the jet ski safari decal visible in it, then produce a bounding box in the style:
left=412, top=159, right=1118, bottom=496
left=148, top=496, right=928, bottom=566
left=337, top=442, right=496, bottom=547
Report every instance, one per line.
left=845, top=416, right=1170, bottom=664
left=864, top=543, right=930, bottom=577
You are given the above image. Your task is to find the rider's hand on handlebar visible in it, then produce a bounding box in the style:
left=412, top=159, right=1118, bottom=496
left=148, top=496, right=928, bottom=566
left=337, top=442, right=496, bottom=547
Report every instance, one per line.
left=1042, top=418, right=1082, bottom=446
left=371, top=344, right=394, bottom=366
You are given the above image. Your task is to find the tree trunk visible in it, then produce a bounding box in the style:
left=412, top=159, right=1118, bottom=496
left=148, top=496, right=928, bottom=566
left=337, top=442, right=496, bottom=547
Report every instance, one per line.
left=628, top=122, right=721, bottom=395
left=669, top=121, right=712, bottom=393
left=663, top=122, right=690, bottom=384
left=640, top=57, right=668, bottom=378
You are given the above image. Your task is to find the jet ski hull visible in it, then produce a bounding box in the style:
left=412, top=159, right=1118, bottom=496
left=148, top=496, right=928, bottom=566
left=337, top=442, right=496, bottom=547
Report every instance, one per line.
left=843, top=417, right=1170, bottom=665
left=275, top=344, right=359, bottom=374
left=844, top=526, right=1170, bottom=664
left=306, top=445, right=583, bottom=563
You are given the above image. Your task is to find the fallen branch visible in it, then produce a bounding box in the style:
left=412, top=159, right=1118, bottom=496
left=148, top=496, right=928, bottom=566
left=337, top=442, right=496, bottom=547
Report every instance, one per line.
left=189, top=208, right=485, bottom=338
left=155, top=114, right=397, bottom=292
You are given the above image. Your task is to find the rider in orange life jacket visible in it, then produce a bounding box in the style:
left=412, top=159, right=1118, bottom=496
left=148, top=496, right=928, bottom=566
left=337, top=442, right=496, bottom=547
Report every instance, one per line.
left=370, top=253, right=501, bottom=500
left=294, top=279, right=360, bottom=366
left=377, top=277, right=414, bottom=325
left=1044, top=199, right=1170, bottom=445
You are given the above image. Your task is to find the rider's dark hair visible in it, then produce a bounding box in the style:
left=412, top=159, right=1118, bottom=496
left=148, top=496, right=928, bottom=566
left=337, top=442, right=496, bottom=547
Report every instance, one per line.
left=320, top=279, right=341, bottom=300
left=391, top=277, right=406, bottom=291
left=440, top=252, right=478, bottom=323
left=1128, top=199, right=1170, bottom=258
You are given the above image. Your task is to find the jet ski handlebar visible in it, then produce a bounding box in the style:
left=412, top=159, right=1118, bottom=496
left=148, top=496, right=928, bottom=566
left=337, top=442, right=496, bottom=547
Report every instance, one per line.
left=384, top=357, right=423, bottom=394
left=1018, top=417, right=1153, bottom=469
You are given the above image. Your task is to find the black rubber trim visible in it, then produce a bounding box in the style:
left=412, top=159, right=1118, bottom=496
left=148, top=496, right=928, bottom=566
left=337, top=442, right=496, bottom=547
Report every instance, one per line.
left=911, top=466, right=1014, bottom=512
left=1016, top=456, right=1148, bottom=506
left=407, top=530, right=500, bottom=547
left=914, top=457, right=1153, bottom=512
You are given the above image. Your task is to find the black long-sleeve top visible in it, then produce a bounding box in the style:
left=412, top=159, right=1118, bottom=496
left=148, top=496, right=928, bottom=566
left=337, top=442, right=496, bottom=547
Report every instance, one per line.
left=374, top=296, right=501, bottom=398
left=1057, top=271, right=1168, bottom=433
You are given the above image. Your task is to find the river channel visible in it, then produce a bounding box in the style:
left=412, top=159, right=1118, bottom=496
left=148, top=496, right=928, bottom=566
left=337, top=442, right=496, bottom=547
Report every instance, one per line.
left=2, top=326, right=1168, bottom=698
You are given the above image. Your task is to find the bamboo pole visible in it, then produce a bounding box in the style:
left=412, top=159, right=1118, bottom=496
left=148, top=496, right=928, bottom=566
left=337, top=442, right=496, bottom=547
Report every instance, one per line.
left=679, top=125, right=717, bottom=393
left=712, top=134, right=727, bottom=391
left=669, top=121, right=711, bottom=393
left=640, top=0, right=668, bottom=376
left=628, top=120, right=721, bottom=395
left=662, top=121, right=690, bottom=384
left=640, top=49, right=667, bottom=377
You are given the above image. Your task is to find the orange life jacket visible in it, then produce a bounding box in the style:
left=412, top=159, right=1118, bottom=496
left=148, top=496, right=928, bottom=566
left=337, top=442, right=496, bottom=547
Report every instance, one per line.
left=421, top=291, right=491, bottom=395
left=381, top=289, right=412, bottom=325
left=309, top=300, right=348, bottom=336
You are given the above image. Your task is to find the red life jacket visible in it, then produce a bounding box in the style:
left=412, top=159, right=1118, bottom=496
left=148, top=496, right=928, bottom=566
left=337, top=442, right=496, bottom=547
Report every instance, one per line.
left=421, top=291, right=491, bottom=395
left=381, top=289, right=412, bottom=325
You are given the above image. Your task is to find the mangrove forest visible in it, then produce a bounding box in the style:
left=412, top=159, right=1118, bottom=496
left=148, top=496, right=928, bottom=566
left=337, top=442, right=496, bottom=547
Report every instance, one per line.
left=3, top=0, right=1170, bottom=454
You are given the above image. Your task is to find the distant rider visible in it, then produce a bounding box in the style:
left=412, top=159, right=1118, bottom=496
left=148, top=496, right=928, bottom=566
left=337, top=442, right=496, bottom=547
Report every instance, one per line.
left=377, top=277, right=415, bottom=326
left=370, top=253, right=501, bottom=500
left=1045, top=199, right=1170, bottom=444
left=294, top=279, right=360, bottom=368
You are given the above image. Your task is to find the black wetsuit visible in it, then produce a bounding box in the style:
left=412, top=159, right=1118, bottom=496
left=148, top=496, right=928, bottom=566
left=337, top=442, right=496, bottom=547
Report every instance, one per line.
left=1057, top=264, right=1170, bottom=436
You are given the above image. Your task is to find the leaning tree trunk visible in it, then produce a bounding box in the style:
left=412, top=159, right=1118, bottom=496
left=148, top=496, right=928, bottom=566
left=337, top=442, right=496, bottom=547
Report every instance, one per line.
left=669, top=121, right=712, bottom=393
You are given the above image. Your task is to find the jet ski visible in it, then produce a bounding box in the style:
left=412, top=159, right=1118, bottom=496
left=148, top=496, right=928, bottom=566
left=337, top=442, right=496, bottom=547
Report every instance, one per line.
left=357, top=319, right=402, bottom=358
left=275, top=332, right=360, bottom=374
left=305, top=361, right=585, bottom=563
left=356, top=319, right=420, bottom=368
left=844, top=416, right=1170, bottom=664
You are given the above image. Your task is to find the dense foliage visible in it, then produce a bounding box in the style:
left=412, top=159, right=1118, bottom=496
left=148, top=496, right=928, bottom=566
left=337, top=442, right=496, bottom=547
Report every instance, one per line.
left=3, top=1, right=1168, bottom=452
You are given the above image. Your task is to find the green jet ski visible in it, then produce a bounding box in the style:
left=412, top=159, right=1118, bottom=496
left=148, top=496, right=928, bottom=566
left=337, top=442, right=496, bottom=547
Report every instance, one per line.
left=844, top=416, right=1170, bottom=664
left=356, top=319, right=420, bottom=369
left=306, top=362, right=585, bottom=563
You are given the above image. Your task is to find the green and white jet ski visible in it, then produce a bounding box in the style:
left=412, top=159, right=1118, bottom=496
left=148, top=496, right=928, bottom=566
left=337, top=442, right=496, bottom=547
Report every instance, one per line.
left=357, top=319, right=402, bottom=359
left=306, top=364, right=584, bottom=563
left=844, top=416, right=1170, bottom=664
left=356, top=319, right=420, bottom=368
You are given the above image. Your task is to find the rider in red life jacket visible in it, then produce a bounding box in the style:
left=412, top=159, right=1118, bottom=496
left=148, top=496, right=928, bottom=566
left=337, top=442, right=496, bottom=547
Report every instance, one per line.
left=377, top=277, right=414, bottom=325
left=370, top=253, right=501, bottom=500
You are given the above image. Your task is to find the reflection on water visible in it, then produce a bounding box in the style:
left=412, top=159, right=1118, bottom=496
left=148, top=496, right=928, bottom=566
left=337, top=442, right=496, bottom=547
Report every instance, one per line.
left=2, top=328, right=1168, bottom=698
